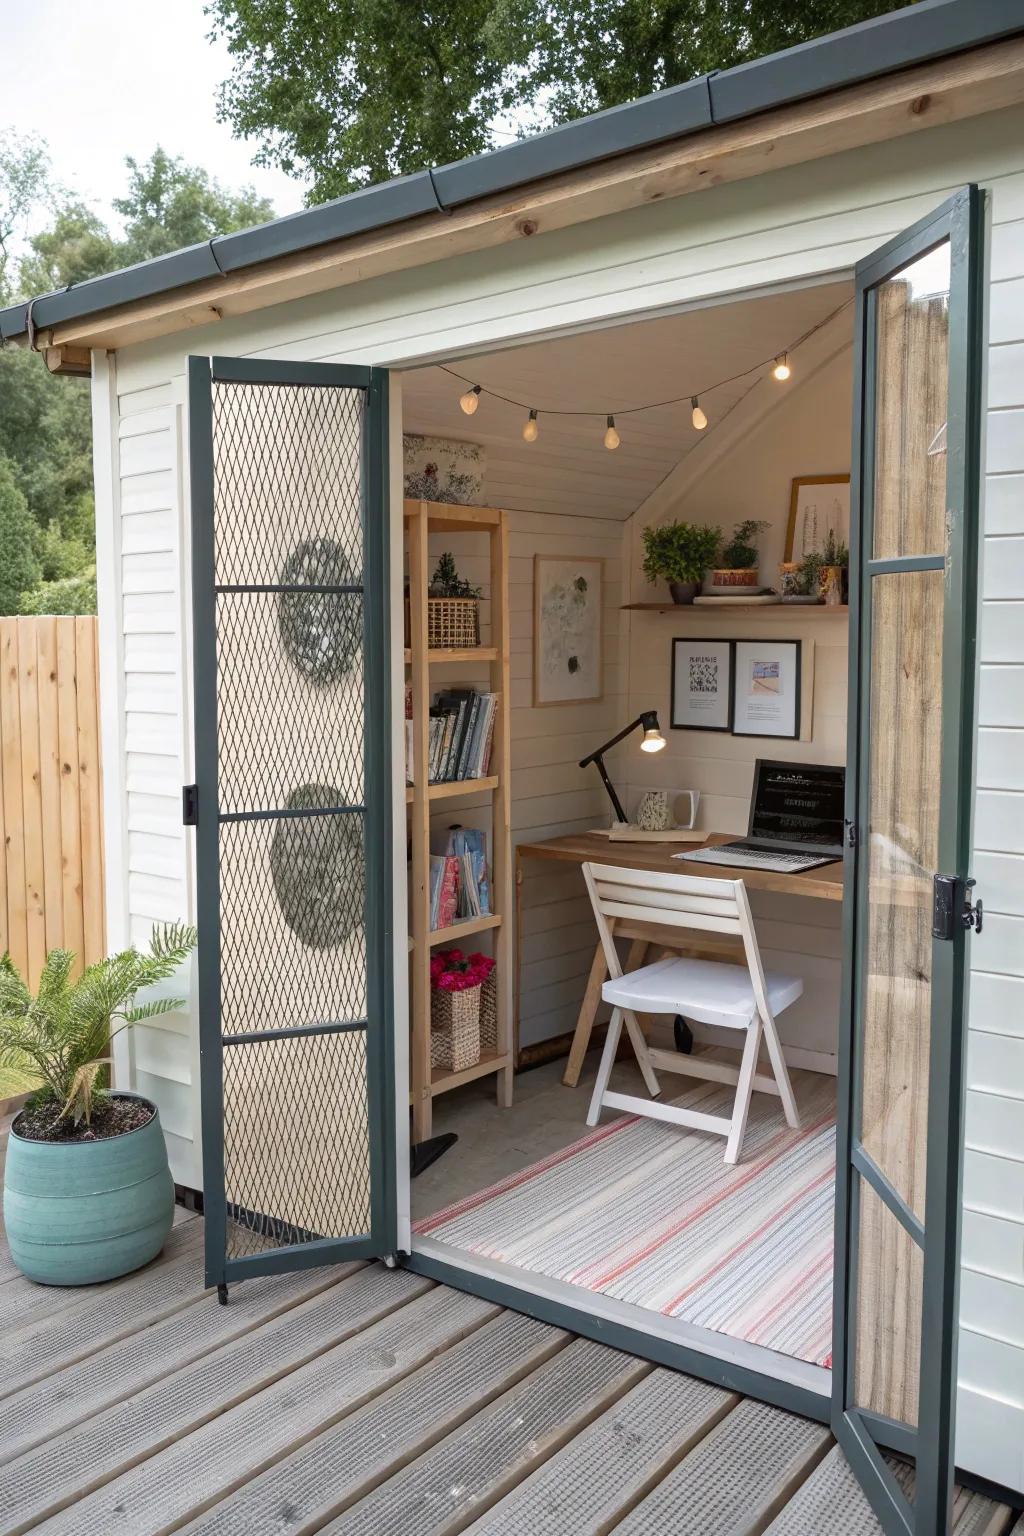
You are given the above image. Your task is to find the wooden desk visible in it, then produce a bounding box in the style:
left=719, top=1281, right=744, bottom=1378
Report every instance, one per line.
left=515, top=832, right=844, bottom=1085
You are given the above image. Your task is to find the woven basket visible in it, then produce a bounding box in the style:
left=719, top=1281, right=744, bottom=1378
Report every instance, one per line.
left=427, top=596, right=479, bottom=649
left=430, top=984, right=482, bottom=1072
left=479, top=972, right=498, bottom=1054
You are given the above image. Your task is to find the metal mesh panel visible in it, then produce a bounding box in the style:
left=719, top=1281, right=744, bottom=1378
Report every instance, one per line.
left=223, top=1031, right=372, bottom=1257
left=216, top=592, right=365, bottom=815
left=212, top=380, right=365, bottom=589
left=207, top=375, right=374, bottom=1265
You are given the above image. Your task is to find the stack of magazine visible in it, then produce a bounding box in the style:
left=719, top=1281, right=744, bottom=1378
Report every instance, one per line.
left=428, top=826, right=491, bottom=930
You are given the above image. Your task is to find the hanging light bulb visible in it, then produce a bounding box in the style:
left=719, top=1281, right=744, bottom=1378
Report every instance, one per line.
left=604, top=415, right=620, bottom=450
left=522, top=408, right=539, bottom=443
left=459, top=384, right=482, bottom=415
left=772, top=354, right=791, bottom=382
left=691, top=396, right=708, bottom=431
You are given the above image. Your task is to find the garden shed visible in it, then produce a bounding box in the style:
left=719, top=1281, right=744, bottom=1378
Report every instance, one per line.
left=3, top=2, right=1024, bottom=1530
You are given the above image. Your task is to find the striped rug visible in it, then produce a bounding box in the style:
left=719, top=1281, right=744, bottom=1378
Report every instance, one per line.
left=416, top=1074, right=836, bottom=1366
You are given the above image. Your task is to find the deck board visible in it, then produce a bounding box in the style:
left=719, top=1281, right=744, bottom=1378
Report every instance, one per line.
left=0, top=1191, right=1015, bottom=1536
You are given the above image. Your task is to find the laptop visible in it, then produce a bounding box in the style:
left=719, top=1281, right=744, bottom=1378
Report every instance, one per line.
left=676, top=759, right=845, bottom=874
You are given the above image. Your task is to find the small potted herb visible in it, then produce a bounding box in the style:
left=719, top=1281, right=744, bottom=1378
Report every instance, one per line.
left=711, top=520, right=769, bottom=590
left=782, top=550, right=826, bottom=603
left=642, top=521, right=722, bottom=604
left=820, top=529, right=850, bottom=606
left=1, top=924, right=197, bottom=1285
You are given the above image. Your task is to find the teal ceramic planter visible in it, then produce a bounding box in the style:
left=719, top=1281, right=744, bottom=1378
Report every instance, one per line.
left=3, top=1092, right=174, bottom=1286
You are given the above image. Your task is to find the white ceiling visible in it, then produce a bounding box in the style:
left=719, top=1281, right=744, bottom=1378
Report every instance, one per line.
left=399, top=281, right=853, bottom=522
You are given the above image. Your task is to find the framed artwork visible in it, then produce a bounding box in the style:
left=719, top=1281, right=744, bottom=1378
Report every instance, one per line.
left=670, top=638, right=734, bottom=731
left=533, top=556, right=603, bottom=706
left=732, top=639, right=801, bottom=739
left=785, top=474, right=851, bottom=561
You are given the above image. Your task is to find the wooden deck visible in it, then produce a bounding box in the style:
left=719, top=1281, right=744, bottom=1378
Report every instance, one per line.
left=0, top=1199, right=1017, bottom=1535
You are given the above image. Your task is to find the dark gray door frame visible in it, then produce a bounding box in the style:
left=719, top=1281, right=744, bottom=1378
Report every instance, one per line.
left=833, top=185, right=985, bottom=1536
left=188, top=354, right=396, bottom=1291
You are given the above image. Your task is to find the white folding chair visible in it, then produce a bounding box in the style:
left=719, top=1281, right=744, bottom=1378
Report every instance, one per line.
left=582, top=861, right=803, bottom=1164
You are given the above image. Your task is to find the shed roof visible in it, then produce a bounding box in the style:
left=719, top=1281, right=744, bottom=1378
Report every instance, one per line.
left=2, top=0, right=1023, bottom=348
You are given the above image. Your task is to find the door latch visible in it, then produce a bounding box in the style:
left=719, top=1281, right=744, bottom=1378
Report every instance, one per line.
left=932, top=873, right=982, bottom=940
left=182, top=784, right=198, bottom=827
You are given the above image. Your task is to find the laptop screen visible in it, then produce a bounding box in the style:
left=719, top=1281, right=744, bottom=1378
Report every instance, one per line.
left=749, top=760, right=846, bottom=849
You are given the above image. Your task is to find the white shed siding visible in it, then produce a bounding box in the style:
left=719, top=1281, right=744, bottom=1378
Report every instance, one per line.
left=97, top=99, right=1024, bottom=1490
left=958, top=198, right=1024, bottom=1493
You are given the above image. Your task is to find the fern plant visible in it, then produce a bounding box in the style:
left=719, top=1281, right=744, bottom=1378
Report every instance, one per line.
left=0, top=924, right=197, bottom=1128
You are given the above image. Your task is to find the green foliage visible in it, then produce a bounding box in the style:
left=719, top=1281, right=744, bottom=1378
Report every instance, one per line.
left=720, top=519, right=768, bottom=571
left=15, top=202, right=119, bottom=297
left=793, top=550, right=826, bottom=596
left=111, top=148, right=274, bottom=265
left=19, top=572, right=97, bottom=616
left=208, top=0, right=905, bottom=198
left=821, top=528, right=849, bottom=567
left=0, top=459, right=40, bottom=615
left=0, top=924, right=198, bottom=1126
left=0, top=130, right=50, bottom=302
left=642, top=520, right=721, bottom=585
left=429, top=550, right=480, bottom=598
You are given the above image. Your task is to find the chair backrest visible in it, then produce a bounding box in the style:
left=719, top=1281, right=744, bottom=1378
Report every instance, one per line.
left=581, top=861, right=774, bottom=1021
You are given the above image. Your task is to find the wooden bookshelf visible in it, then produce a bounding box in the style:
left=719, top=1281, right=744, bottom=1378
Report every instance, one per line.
left=404, top=499, right=514, bottom=1140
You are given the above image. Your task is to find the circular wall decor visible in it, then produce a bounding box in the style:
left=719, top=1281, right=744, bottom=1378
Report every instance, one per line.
left=270, top=783, right=364, bottom=950
left=277, top=538, right=362, bottom=687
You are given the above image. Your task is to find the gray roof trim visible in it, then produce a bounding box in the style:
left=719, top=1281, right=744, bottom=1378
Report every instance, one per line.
left=2, top=0, right=1022, bottom=344
left=709, top=0, right=1024, bottom=122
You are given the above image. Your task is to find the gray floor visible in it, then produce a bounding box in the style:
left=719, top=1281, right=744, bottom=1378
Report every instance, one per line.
left=0, top=1177, right=1013, bottom=1536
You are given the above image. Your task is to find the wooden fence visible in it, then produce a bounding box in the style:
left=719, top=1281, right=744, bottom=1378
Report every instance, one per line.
left=0, top=616, right=105, bottom=988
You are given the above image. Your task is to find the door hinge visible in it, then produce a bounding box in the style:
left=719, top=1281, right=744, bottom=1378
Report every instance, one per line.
left=182, top=784, right=198, bottom=827
left=932, top=874, right=982, bottom=941
left=844, top=818, right=857, bottom=849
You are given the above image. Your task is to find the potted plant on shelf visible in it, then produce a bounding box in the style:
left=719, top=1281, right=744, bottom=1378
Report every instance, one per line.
left=820, top=529, right=850, bottom=606
left=641, top=521, right=722, bottom=604
left=781, top=550, right=826, bottom=603
left=1, top=923, right=197, bottom=1286
left=710, top=520, right=769, bottom=590
left=429, top=948, right=496, bottom=1072
left=427, top=551, right=482, bottom=648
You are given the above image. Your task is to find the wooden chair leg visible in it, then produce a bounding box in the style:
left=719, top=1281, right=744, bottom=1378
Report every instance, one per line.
left=725, top=1019, right=762, bottom=1165
left=761, top=1012, right=801, bottom=1129
left=622, top=1009, right=661, bottom=1099
left=563, top=941, right=607, bottom=1087
left=587, top=1007, right=623, bottom=1127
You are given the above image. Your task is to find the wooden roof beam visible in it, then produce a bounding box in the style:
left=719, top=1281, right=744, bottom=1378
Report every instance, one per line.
left=42, top=37, right=1024, bottom=355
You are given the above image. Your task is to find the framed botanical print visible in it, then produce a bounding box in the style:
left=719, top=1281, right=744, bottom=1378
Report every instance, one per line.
left=731, top=639, right=801, bottom=739
left=533, top=556, right=603, bottom=705
left=785, top=474, right=850, bottom=561
left=671, top=638, right=734, bottom=731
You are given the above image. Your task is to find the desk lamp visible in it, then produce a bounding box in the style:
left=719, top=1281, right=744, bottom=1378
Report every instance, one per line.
left=579, top=710, right=666, bottom=823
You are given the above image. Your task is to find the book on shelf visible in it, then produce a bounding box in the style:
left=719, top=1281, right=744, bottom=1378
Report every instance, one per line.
left=446, top=826, right=491, bottom=918
left=429, top=854, right=460, bottom=931
left=426, top=689, right=498, bottom=783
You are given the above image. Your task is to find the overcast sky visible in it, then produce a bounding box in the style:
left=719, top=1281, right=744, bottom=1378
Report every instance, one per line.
left=3, top=0, right=308, bottom=234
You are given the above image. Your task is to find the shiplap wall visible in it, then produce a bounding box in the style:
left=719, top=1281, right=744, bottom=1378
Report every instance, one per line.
left=620, top=347, right=852, bottom=1064
left=956, top=207, right=1024, bottom=1494
left=418, top=513, right=627, bottom=1051
left=98, top=99, right=1024, bottom=1491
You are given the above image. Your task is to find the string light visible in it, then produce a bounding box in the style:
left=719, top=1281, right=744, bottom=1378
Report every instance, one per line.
left=439, top=298, right=849, bottom=446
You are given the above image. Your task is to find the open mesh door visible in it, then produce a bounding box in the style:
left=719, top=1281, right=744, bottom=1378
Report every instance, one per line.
left=188, top=357, right=394, bottom=1288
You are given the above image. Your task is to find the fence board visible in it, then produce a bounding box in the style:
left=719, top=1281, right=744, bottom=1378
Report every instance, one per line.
left=0, top=617, right=105, bottom=990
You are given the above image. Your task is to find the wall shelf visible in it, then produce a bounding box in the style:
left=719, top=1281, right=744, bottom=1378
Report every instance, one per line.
left=403, top=647, right=498, bottom=664
left=622, top=601, right=849, bottom=614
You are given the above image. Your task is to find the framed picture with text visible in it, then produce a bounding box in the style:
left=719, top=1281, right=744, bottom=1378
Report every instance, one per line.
left=731, top=639, right=801, bottom=739
left=671, top=638, right=734, bottom=732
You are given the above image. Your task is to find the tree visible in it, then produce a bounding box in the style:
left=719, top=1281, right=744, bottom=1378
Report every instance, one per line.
left=0, top=459, right=41, bottom=616
left=0, top=131, right=50, bottom=302
left=208, top=0, right=908, bottom=202
left=111, top=148, right=275, bottom=264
